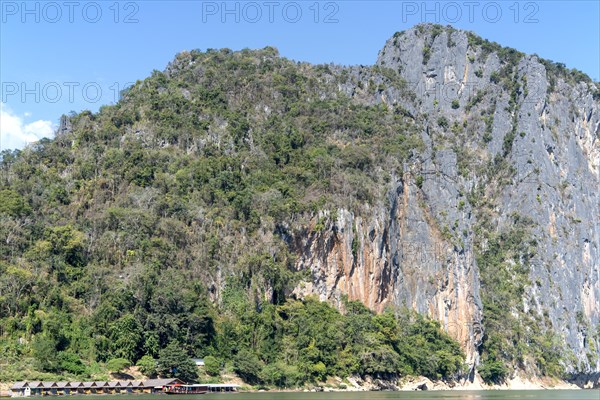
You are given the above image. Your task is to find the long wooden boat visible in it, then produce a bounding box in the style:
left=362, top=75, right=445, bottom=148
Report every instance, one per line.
left=163, top=384, right=208, bottom=395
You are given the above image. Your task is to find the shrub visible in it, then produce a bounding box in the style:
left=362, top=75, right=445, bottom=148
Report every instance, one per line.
left=437, top=116, right=449, bottom=129
left=490, top=71, right=500, bottom=84
left=203, top=355, right=221, bottom=376
left=478, top=359, right=508, bottom=384
left=233, top=350, right=264, bottom=385
left=106, top=358, right=131, bottom=373
left=136, top=355, right=157, bottom=377
left=59, top=351, right=89, bottom=376
left=415, top=175, right=424, bottom=189
left=0, top=190, right=30, bottom=217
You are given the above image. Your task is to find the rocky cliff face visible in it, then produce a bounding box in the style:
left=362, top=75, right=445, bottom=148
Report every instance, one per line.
left=291, top=24, right=600, bottom=374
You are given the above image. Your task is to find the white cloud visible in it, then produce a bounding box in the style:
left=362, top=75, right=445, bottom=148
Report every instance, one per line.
left=0, top=103, right=55, bottom=151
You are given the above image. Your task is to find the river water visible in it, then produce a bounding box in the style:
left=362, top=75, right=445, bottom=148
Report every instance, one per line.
left=64, top=391, right=599, bottom=400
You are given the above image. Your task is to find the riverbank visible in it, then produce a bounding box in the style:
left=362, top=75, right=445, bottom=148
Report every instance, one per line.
left=293, top=373, right=597, bottom=392
left=237, top=374, right=596, bottom=393
left=315, top=376, right=591, bottom=391
left=397, top=375, right=581, bottom=391
left=2, top=373, right=597, bottom=397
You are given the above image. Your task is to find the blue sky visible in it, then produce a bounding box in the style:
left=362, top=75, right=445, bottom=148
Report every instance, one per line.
left=1, top=0, right=599, bottom=150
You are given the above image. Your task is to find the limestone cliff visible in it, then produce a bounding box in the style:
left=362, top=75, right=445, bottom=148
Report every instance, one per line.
left=290, top=24, right=600, bottom=375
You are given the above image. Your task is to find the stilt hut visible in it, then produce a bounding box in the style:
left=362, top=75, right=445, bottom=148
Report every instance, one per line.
left=81, top=382, right=98, bottom=394
left=55, top=382, right=69, bottom=395
left=69, top=382, right=85, bottom=395
left=9, top=382, right=29, bottom=397
left=27, top=382, right=43, bottom=396
left=124, top=381, right=136, bottom=393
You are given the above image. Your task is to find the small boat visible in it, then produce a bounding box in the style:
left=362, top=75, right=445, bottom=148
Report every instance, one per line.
left=163, top=384, right=208, bottom=395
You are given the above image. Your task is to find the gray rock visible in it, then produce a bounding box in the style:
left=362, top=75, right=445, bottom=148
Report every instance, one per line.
left=293, top=24, right=599, bottom=375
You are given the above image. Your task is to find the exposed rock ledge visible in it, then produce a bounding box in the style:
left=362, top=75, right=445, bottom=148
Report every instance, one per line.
left=568, top=372, right=600, bottom=389
left=318, top=374, right=585, bottom=391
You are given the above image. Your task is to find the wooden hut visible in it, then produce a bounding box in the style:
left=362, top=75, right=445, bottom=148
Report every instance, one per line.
left=95, top=381, right=110, bottom=394
left=9, top=382, right=29, bottom=397
left=81, top=382, right=98, bottom=394
left=55, top=382, right=70, bottom=395
left=123, top=380, right=137, bottom=394
left=107, top=381, right=122, bottom=394
left=41, top=382, right=58, bottom=396
left=27, top=382, right=43, bottom=396
left=69, top=381, right=85, bottom=394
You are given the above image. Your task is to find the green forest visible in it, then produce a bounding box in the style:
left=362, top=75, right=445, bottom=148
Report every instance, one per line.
left=0, top=47, right=465, bottom=386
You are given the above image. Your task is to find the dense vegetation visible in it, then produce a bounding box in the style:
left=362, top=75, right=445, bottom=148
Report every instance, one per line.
left=0, top=47, right=465, bottom=386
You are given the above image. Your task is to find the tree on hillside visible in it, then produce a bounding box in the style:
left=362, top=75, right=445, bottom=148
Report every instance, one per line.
left=157, top=341, right=198, bottom=383
left=202, top=355, right=221, bottom=376
left=232, top=349, right=264, bottom=385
